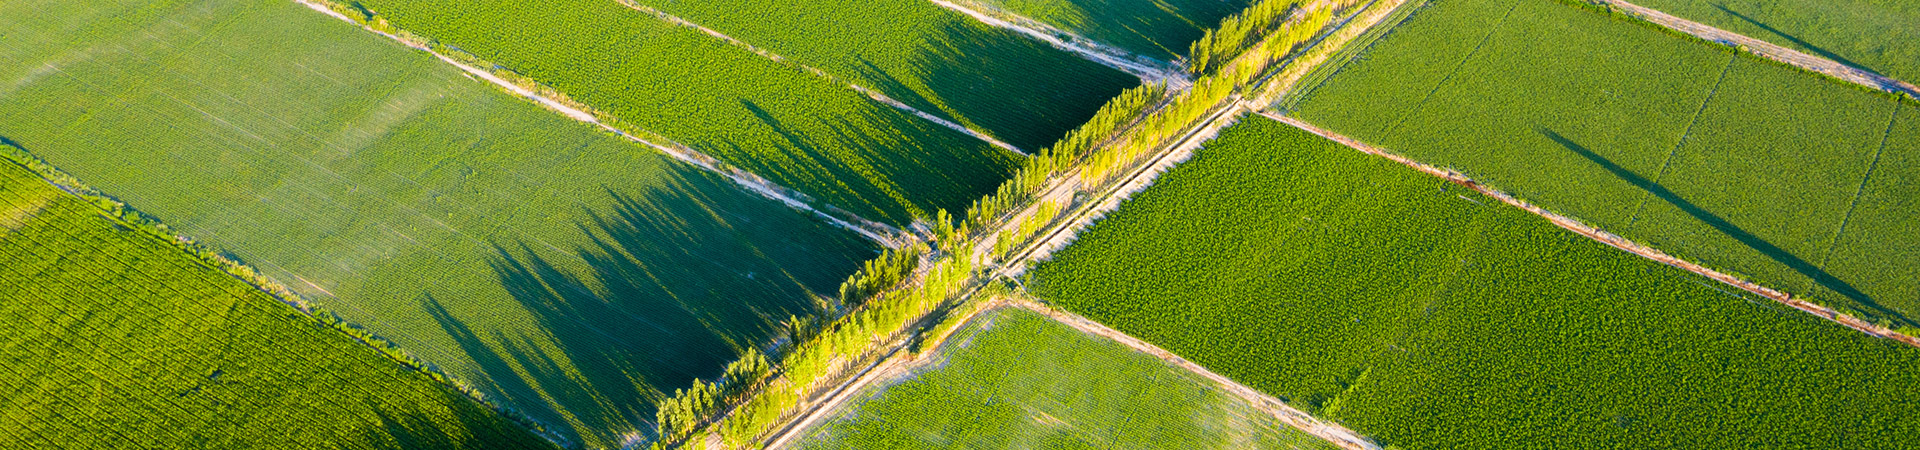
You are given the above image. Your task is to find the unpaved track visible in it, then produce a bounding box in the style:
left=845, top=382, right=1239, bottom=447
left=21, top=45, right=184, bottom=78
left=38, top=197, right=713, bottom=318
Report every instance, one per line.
left=613, top=0, right=1027, bottom=156
left=1261, top=110, right=1920, bottom=349
left=1592, top=0, right=1920, bottom=98
left=927, top=0, right=1191, bottom=86
left=293, top=0, right=908, bottom=247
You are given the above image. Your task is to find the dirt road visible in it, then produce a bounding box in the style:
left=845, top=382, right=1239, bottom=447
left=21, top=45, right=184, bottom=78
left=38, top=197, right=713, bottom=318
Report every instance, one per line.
left=1593, top=0, right=1920, bottom=98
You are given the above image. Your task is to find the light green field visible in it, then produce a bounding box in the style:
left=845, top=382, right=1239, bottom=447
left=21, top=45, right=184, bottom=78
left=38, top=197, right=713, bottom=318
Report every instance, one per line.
left=598, top=0, right=1141, bottom=151
left=1030, top=117, right=1920, bottom=449
left=0, top=159, right=555, bottom=449
left=1289, top=0, right=1920, bottom=331
left=1629, top=0, right=1920, bottom=85
left=961, top=0, right=1254, bottom=61
left=796, top=307, right=1338, bottom=450
left=0, top=1, right=876, bottom=447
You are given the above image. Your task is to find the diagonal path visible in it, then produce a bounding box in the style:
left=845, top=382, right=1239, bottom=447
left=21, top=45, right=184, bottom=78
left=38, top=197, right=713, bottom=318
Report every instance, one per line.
left=1592, top=0, right=1920, bottom=98
left=926, top=0, right=1191, bottom=86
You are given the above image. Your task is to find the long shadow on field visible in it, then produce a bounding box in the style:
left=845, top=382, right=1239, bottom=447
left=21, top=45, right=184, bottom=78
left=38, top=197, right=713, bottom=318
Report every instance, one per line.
left=1710, top=4, right=1872, bottom=74
left=1543, top=128, right=1915, bottom=329
left=360, top=403, right=555, bottom=450
left=864, top=20, right=1138, bottom=152
left=730, top=98, right=1018, bottom=225
left=424, top=169, right=873, bottom=445
left=1017, top=0, right=1252, bottom=60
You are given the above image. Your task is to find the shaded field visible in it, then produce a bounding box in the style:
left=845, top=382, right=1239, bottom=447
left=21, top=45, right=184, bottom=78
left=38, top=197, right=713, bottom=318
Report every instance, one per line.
left=610, top=0, right=1140, bottom=151
left=1029, top=117, right=1920, bottom=449
left=955, top=0, right=1253, bottom=62
left=0, top=0, right=876, bottom=447
left=1627, top=0, right=1920, bottom=85
left=0, top=159, right=554, bottom=449
left=795, top=307, right=1337, bottom=450
left=351, top=0, right=1022, bottom=225
left=1289, top=0, right=1920, bottom=331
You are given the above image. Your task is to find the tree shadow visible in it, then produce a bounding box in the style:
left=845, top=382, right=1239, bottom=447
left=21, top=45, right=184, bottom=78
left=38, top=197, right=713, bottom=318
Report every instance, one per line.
left=1710, top=4, right=1872, bottom=73
left=720, top=98, right=1018, bottom=226
left=360, top=403, right=556, bottom=450
left=1541, top=128, right=1914, bottom=328
left=1018, top=0, right=1253, bottom=60
left=422, top=169, right=874, bottom=446
left=866, top=20, right=1139, bottom=151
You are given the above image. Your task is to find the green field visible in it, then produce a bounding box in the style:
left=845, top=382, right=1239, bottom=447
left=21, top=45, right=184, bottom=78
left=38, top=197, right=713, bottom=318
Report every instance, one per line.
left=1029, top=117, right=1920, bottom=449
left=0, top=1, right=877, bottom=447
left=795, top=307, right=1338, bottom=450
left=352, top=0, right=1021, bottom=226
left=953, top=0, right=1253, bottom=61
left=1629, top=0, right=1920, bottom=85
left=0, top=159, right=555, bottom=449
left=601, top=0, right=1140, bottom=151
left=1288, top=0, right=1920, bottom=331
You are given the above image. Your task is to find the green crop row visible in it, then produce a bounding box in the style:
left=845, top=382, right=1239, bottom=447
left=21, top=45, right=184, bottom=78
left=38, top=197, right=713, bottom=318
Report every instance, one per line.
left=795, top=308, right=1341, bottom=449
left=1623, top=0, right=1920, bottom=85
left=1290, top=0, right=1920, bottom=333
left=1029, top=117, right=1920, bottom=449
left=0, top=160, right=556, bottom=449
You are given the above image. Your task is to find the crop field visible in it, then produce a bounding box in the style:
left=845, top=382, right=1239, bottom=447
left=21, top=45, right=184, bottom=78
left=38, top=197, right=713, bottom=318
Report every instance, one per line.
left=794, top=307, right=1337, bottom=450
left=1028, top=117, right=1920, bottom=449
left=1629, top=0, right=1920, bottom=84
left=955, top=0, right=1254, bottom=61
left=0, top=160, right=555, bottom=449
left=346, top=0, right=1025, bottom=226
left=595, top=0, right=1140, bottom=151
left=1287, top=0, right=1920, bottom=331
left=0, top=0, right=878, bottom=447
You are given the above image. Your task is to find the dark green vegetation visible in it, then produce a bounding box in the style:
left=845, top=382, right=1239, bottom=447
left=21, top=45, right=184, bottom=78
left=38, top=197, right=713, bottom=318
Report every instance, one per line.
left=967, top=0, right=1254, bottom=61
left=351, top=0, right=1020, bottom=225
left=1628, top=0, right=1920, bottom=85
left=0, top=158, right=554, bottom=449
left=1030, top=117, right=1920, bottom=449
left=607, top=0, right=1140, bottom=152
left=1289, top=0, right=1920, bottom=332
left=0, top=0, right=876, bottom=447
left=796, top=308, right=1338, bottom=450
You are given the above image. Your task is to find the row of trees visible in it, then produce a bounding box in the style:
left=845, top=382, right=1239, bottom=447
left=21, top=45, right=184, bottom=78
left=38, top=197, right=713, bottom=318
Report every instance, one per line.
left=1187, top=0, right=1307, bottom=76
left=645, top=1, right=1358, bottom=447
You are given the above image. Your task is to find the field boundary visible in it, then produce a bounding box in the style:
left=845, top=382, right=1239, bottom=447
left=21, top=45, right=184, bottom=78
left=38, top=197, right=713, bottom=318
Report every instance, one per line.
left=1249, top=0, right=1415, bottom=108
left=1373, top=0, right=1520, bottom=140
left=0, top=143, right=572, bottom=447
left=1586, top=0, right=1920, bottom=99
left=1262, top=111, right=1920, bottom=349
left=926, top=0, right=1190, bottom=85
left=292, top=0, right=908, bottom=247
left=1623, top=53, right=1735, bottom=228
left=612, top=0, right=1027, bottom=156
left=1810, top=105, right=1902, bottom=294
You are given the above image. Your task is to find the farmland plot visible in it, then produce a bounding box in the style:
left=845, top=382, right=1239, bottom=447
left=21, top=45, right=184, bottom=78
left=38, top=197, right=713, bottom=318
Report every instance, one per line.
left=349, top=0, right=1021, bottom=226
left=794, top=308, right=1337, bottom=450
left=597, top=0, right=1140, bottom=151
left=1029, top=118, right=1920, bottom=449
left=946, top=0, right=1254, bottom=61
left=0, top=161, right=555, bottom=449
left=1628, top=0, right=1920, bottom=85
left=1288, top=0, right=1920, bottom=331
left=0, top=0, right=875, bottom=447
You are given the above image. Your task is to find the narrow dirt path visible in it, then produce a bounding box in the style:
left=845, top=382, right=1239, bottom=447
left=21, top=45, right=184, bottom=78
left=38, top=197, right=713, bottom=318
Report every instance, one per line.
left=1593, top=0, right=1920, bottom=98
left=293, top=0, right=907, bottom=247
left=927, top=0, right=1191, bottom=86
left=613, top=0, right=1027, bottom=156
left=1260, top=110, right=1920, bottom=349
